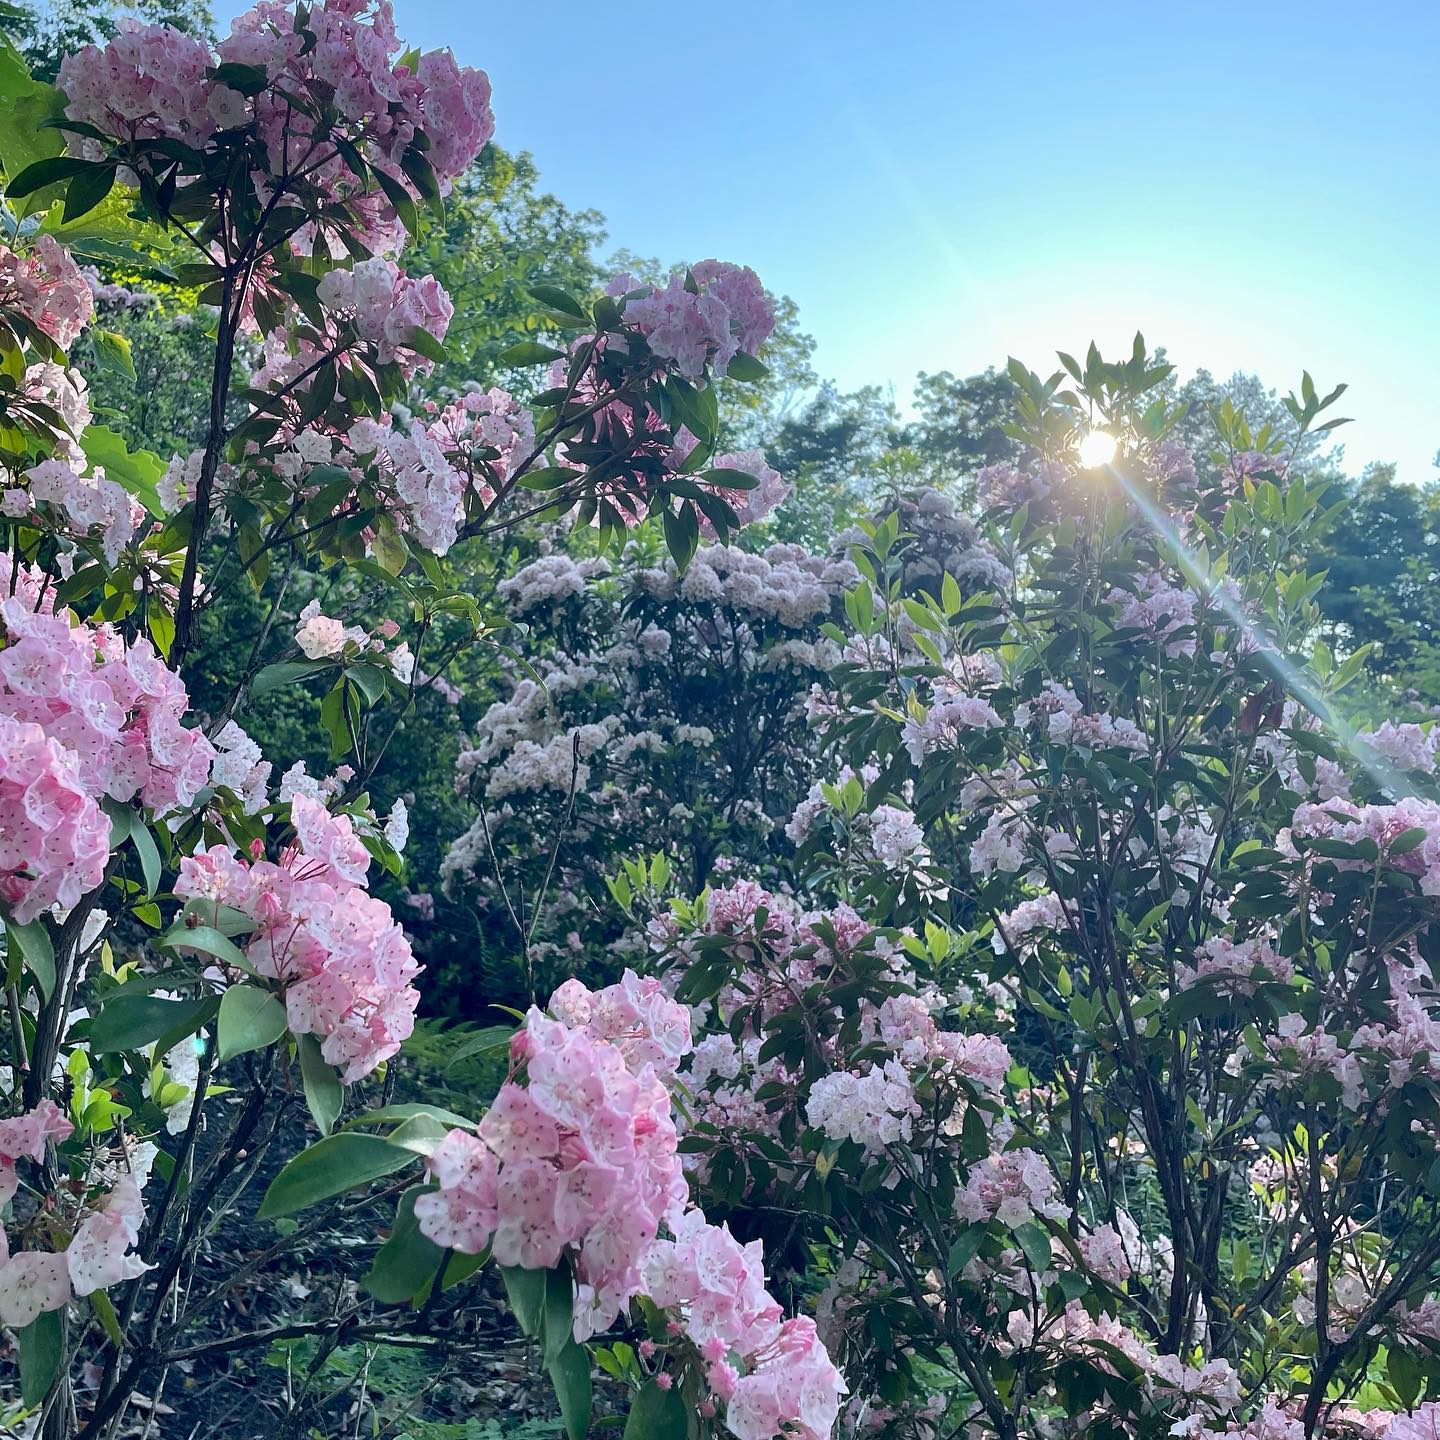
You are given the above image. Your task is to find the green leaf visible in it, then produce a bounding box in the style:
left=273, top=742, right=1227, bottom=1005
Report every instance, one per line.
left=129, top=820, right=161, bottom=897
left=160, top=924, right=251, bottom=972
left=363, top=1186, right=445, bottom=1304
left=724, top=351, right=769, bottom=383
left=89, top=991, right=213, bottom=1053
left=498, top=340, right=567, bottom=366
left=91, top=328, right=136, bottom=383
left=701, top=466, right=760, bottom=491
left=405, top=325, right=448, bottom=364
left=210, top=60, right=269, bottom=96
left=664, top=376, right=718, bottom=447
left=946, top=1225, right=985, bottom=1278
left=528, top=283, right=589, bottom=321
left=0, top=36, right=65, bottom=213
left=249, top=659, right=332, bottom=697
left=258, top=1132, right=415, bottom=1219
left=19, top=1307, right=62, bottom=1408
left=4, top=152, right=88, bottom=198
left=516, top=466, right=578, bottom=491
left=80, top=426, right=166, bottom=517
left=1013, top=1220, right=1052, bottom=1274
left=344, top=662, right=390, bottom=706
left=216, top=984, right=287, bottom=1062
left=501, top=1265, right=547, bottom=1337
left=298, top=1033, right=343, bottom=1136
left=544, top=1262, right=574, bottom=1364
left=6, top=918, right=54, bottom=1000
left=62, top=163, right=115, bottom=223
left=662, top=505, right=699, bottom=572
left=371, top=521, right=408, bottom=576
left=345, top=1102, right=475, bottom=1131
left=90, top=1288, right=125, bottom=1347
left=549, top=1337, right=592, bottom=1440
left=622, top=1377, right=685, bottom=1440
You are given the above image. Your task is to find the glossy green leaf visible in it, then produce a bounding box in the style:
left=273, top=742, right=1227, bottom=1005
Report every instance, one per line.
left=216, top=983, right=287, bottom=1062
left=258, top=1132, right=414, bottom=1218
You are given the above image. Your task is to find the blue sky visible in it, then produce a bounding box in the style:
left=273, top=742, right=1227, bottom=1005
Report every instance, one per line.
left=219, top=0, right=1440, bottom=479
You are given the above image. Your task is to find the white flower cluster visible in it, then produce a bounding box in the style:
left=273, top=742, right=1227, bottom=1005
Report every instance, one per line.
left=805, top=1059, right=920, bottom=1155
left=498, top=554, right=612, bottom=615
left=635, top=543, right=858, bottom=629
left=902, top=686, right=1004, bottom=765
left=1016, top=682, right=1147, bottom=754
left=210, top=720, right=270, bottom=814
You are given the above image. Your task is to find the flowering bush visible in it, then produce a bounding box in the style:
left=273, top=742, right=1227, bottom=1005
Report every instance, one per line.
left=432, top=527, right=860, bottom=1002
left=621, top=348, right=1440, bottom=1440
left=0, top=2, right=818, bottom=1433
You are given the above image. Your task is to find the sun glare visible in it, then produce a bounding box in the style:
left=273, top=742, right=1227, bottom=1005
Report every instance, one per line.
left=1077, top=429, right=1117, bottom=468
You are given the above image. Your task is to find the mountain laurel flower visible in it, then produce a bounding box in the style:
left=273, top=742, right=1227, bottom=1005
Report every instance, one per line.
left=956, top=1149, right=1066, bottom=1229
left=805, top=1060, right=920, bottom=1155
left=620, top=261, right=775, bottom=379
left=316, top=259, right=453, bottom=369
left=417, top=997, right=688, bottom=1339
left=0, top=236, right=95, bottom=349
left=67, top=1175, right=152, bottom=1296
left=0, top=559, right=216, bottom=818
left=0, top=715, right=110, bottom=924
left=175, top=795, right=419, bottom=1082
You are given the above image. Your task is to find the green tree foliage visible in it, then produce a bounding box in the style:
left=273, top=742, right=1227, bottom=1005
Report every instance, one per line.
left=1313, top=464, right=1440, bottom=705
left=9, top=0, right=214, bottom=80
left=412, top=146, right=606, bottom=390
left=907, top=365, right=1021, bottom=473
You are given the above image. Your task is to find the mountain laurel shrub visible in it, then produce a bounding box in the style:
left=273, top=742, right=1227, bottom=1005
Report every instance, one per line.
left=0, top=3, right=840, bottom=1434
left=628, top=351, right=1440, bottom=1440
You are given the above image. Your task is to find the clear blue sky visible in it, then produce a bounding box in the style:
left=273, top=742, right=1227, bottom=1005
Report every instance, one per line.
left=218, top=0, right=1440, bottom=480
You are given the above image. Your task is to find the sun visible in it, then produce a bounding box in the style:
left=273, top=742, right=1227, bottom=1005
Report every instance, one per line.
left=1077, top=429, right=1117, bottom=468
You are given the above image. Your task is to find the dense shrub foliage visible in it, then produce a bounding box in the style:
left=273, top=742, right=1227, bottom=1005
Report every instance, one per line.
left=0, top=3, right=842, bottom=1434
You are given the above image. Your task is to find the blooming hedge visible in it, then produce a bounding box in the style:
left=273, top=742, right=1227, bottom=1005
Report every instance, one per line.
left=0, top=2, right=833, bottom=1433
left=616, top=354, right=1440, bottom=1440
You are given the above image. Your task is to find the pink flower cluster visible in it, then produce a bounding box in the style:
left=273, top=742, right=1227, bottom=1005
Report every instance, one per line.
left=1281, top=797, right=1440, bottom=895
left=901, top=684, right=1004, bottom=765
left=410, top=48, right=496, bottom=185
left=644, top=1211, right=845, bottom=1440
left=223, top=0, right=490, bottom=181
left=412, top=970, right=845, bottom=1439
left=343, top=386, right=532, bottom=554
left=0, top=1099, right=72, bottom=1198
left=425, top=387, right=536, bottom=493
left=993, top=892, right=1066, bottom=958
left=316, top=258, right=453, bottom=369
left=1016, top=682, right=1147, bottom=754
left=955, top=1148, right=1066, bottom=1229
left=415, top=993, right=688, bottom=1335
left=10, top=457, right=144, bottom=565
left=0, top=237, right=94, bottom=350
left=805, top=1059, right=919, bottom=1155
left=0, top=716, right=109, bottom=924
left=1177, top=936, right=1294, bottom=995
left=176, top=794, right=419, bottom=1081
left=619, top=262, right=775, bottom=379
left=57, top=19, right=221, bottom=150
left=697, top=448, right=790, bottom=536
left=1078, top=1223, right=1132, bottom=1285
left=0, top=1103, right=150, bottom=1327
left=548, top=970, right=692, bottom=1082
left=1358, top=720, right=1439, bottom=777
left=1107, top=571, right=1199, bottom=658
left=59, top=1, right=493, bottom=255
left=0, top=560, right=215, bottom=816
